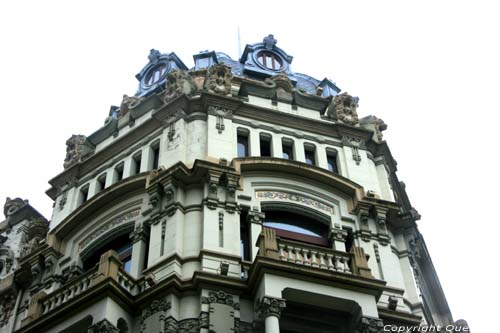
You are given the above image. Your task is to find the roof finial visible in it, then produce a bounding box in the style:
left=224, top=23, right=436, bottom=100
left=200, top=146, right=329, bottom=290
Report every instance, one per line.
left=148, top=49, right=161, bottom=64
left=263, top=34, right=277, bottom=50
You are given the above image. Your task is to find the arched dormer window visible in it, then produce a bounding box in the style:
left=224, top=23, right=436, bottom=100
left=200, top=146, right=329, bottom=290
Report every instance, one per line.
left=256, top=51, right=283, bottom=71
left=263, top=210, right=329, bottom=247
left=145, top=63, right=168, bottom=86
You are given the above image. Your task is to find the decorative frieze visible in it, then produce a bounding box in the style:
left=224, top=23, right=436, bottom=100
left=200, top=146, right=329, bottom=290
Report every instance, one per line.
left=78, top=209, right=141, bottom=250
left=257, top=296, right=286, bottom=319
left=255, top=191, right=333, bottom=214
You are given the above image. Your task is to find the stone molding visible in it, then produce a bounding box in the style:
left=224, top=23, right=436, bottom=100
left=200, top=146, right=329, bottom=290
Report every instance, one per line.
left=356, top=316, right=384, bottom=333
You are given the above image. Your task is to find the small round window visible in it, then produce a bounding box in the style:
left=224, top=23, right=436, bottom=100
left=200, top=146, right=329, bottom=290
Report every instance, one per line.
left=256, top=51, right=283, bottom=71
left=145, top=63, right=168, bottom=86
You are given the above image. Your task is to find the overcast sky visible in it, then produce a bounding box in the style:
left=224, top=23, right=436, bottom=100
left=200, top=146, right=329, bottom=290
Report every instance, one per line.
left=0, top=1, right=498, bottom=330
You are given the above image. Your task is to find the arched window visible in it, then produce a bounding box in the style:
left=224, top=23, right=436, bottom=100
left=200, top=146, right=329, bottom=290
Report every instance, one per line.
left=82, top=233, right=133, bottom=273
left=257, top=51, right=283, bottom=71
left=263, top=211, right=329, bottom=246
left=145, top=63, right=168, bottom=86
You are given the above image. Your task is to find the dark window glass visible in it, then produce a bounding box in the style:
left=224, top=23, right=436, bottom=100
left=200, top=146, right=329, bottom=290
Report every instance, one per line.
left=237, top=134, right=249, bottom=157
left=305, top=148, right=316, bottom=165
left=282, top=142, right=294, bottom=160
left=257, top=52, right=283, bottom=70
left=133, top=153, right=142, bottom=175
left=327, top=154, right=338, bottom=174
left=83, top=234, right=133, bottom=273
left=152, top=146, right=160, bottom=169
left=240, top=210, right=251, bottom=261
left=263, top=211, right=329, bottom=247
left=260, top=135, right=272, bottom=157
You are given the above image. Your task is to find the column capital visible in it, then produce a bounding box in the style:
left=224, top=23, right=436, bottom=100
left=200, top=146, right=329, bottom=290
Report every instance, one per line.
left=258, top=296, right=286, bottom=319
left=247, top=209, right=265, bottom=225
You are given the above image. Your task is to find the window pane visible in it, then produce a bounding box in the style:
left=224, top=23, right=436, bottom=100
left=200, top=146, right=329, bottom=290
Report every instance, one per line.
left=237, top=134, right=248, bottom=157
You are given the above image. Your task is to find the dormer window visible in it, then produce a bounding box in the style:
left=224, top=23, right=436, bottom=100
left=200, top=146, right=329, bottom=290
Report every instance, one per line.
left=145, top=63, right=168, bottom=86
left=256, top=51, right=283, bottom=71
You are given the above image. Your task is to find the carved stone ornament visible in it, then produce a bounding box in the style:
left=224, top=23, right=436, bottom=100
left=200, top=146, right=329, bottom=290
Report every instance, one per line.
left=119, top=94, right=143, bottom=117
left=207, top=290, right=238, bottom=308
left=360, top=115, right=387, bottom=142
left=0, top=292, right=16, bottom=328
left=140, top=298, right=171, bottom=330
left=161, top=69, right=197, bottom=103
left=3, top=197, right=28, bottom=218
left=263, top=34, right=278, bottom=50
left=148, top=49, right=161, bottom=64
left=356, top=317, right=384, bottom=333
left=270, top=73, right=293, bottom=93
left=20, top=218, right=49, bottom=258
left=258, top=296, right=286, bottom=319
left=205, top=64, right=233, bottom=96
left=88, top=319, right=119, bottom=333
left=328, top=92, right=360, bottom=126
left=63, top=134, right=95, bottom=169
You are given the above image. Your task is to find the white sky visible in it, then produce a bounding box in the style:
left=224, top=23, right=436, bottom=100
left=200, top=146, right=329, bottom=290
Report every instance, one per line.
left=0, top=1, right=498, bottom=330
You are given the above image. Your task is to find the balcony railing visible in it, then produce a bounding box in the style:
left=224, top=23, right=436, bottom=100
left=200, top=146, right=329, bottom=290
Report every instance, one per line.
left=277, top=238, right=353, bottom=274
left=258, top=227, right=374, bottom=278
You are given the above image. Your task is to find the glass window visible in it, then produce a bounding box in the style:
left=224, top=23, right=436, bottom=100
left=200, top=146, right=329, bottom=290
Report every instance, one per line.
left=260, top=134, right=272, bottom=157
left=327, top=152, right=338, bottom=174
left=304, top=145, right=316, bottom=165
left=263, top=211, right=329, bottom=246
left=152, top=146, right=160, bottom=169
left=237, top=134, right=249, bottom=157
left=282, top=140, right=294, bottom=160
left=257, top=51, right=283, bottom=70
left=82, top=234, right=133, bottom=273
left=145, top=64, right=167, bottom=86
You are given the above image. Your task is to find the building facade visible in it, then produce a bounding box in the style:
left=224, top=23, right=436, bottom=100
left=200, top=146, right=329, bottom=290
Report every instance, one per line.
left=0, top=35, right=464, bottom=332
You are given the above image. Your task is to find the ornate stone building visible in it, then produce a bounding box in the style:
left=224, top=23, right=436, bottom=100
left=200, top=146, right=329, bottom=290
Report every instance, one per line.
left=0, top=35, right=465, bottom=332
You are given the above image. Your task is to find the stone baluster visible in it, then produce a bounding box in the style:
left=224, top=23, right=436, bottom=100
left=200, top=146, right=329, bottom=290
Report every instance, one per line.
left=326, top=254, right=334, bottom=270
left=278, top=244, right=286, bottom=260
left=310, top=250, right=319, bottom=267
left=287, top=246, right=295, bottom=262
left=303, top=249, right=311, bottom=266
left=295, top=247, right=303, bottom=264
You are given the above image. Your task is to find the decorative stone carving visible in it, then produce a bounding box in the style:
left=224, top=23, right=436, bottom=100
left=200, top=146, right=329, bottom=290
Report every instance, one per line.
left=207, top=290, right=237, bottom=307
left=140, top=298, right=171, bottom=332
left=0, top=292, right=16, bottom=328
left=360, top=115, right=387, bottom=142
left=63, top=134, right=95, bottom=169
left=161, top=69, right=197, bottom=103
left=256, top=191, right=334, bottom=214
left=178, top=318, right=200, bottom=333
left=130, top=223, right=148, bottom=243
left=88, top=319, right=119, bottom=333
left=4, top=197, right=28, bottom=218
left=342, top=136, right=365, bottom=165
left=148, top=49, right=161, bottom=64
left=119, top=94, right=143, bottom=117
left=237, top=320, right=254, bottom=333
left=247, top=208, right=265, bottom=225
left=199, top=312, right=209, bottom=329
left=356, top=317, right=384, bottom=333
left=218, top=211, right=224, bottom=247
left=0, top=248, right=14, bottom=276
left=258, top=296, right=286, bottom=319
left=208, top=106, right=233, bottom=134
left=205, top=64, right=233, bottom=96
left=20, top=217, right=49, bottom=258
left=388, top=295, right=398, bottom=310
left=327, top=92, right=360, bottom=126
left=270, top=73, right=294, bottom=93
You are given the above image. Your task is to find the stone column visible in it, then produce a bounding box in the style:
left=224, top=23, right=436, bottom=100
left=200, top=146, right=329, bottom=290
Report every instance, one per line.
left=130, top=223, right=148, bottom=277
left=247, top=209, right=265, bottom=260
left=259, top=296, right=286, bottom=333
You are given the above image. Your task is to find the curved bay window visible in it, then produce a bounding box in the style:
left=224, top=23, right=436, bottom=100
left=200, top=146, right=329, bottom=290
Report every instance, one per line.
left=263, top=211, right=330, bottom=247
left=82, top=233, right=133, bottom=273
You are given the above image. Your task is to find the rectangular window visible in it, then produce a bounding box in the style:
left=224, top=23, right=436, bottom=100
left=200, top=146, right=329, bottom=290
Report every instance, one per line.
left=115, top=163, right=124, bottom=181
left=259, top=133, right=272, bottom=157
left=240, top=209, right=251, bottom=261
left=97, top=173, right=106, bottom=192
left=132, top=152, right=142, bottom=175
left=327, top=151, right=339, bottom=174
left=79, top=185, right=89, bottom=205
left=304, top=144, right=316, bottom=165
left=282, top=139, right=294, bottom=160
left=152, top=146, right=160, bottom=169
left=237, top=132, right=249, bottom=157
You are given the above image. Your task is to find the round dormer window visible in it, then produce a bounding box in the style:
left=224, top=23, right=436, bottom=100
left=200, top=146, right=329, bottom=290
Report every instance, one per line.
left=144, top=63, right=169, bottom=87
left=256, top=51, right=283, bottom=71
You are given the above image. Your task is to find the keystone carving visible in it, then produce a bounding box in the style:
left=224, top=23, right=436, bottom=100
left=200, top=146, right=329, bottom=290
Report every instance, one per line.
left=161, top=69, right=197, bottom=103
left=205, top=64, right=233, bottom=96
left=63, top=134, right=95, bottom=169
left=327, top=92, right=359, bottom=126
